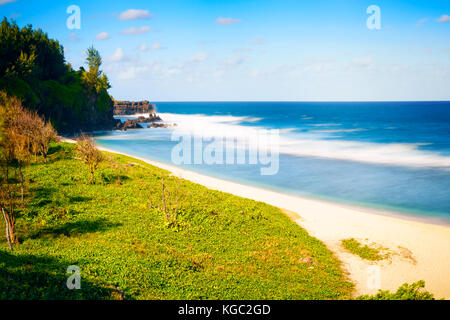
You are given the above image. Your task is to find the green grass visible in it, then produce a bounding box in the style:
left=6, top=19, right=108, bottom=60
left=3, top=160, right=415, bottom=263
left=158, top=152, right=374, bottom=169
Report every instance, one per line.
left=341, top=238, right=387, bottom=261
left=0, top=142, right=353, bottom=300
left=358, top=281, right=435, bottom=300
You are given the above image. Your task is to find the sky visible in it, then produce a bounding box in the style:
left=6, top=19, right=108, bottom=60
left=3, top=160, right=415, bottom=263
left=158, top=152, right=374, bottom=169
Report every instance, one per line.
left=1, top=0, right=449, bottom=101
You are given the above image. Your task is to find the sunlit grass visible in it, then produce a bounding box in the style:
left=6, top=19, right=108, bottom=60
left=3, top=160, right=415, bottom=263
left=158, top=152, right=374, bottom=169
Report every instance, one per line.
left=1, top=142, right=353, bottom=299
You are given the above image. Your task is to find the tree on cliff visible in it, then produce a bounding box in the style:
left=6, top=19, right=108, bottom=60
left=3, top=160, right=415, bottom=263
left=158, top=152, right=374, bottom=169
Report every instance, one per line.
left=0, top=18, right=66, bottom=82
left=82, top=46, right=110, bottom=97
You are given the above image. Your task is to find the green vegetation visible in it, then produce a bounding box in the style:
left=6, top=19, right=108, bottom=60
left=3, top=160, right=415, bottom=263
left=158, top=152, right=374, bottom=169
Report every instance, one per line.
left=0, top=142, right=353, bottom=299
left=0, top=18, right=114, bottom=133
left=74, top=134, right=103, bottom=184
left=341, top=238, right=388, bottom=261
left=358, top=281, right=435, bottom=300
left=0, top=91, right=57, bottom=251
left=82, top=46, right=110, bottom=97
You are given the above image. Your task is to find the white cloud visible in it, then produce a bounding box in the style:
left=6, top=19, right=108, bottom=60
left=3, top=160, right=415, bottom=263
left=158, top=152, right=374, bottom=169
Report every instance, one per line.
left=249, top=64, right=297, bottom=78
left=304, top=56, right=336, bottom=64
left=213, top=69, right=225, bottom=79
left=121, top=26, right=151, bottom=35
left=139, top=43, right=148, bottom=51
left=215, top=17, right=241, bottom=25
left=150, top=42, right=162, bottom=51
left=106, top=57, right=186, bottom=81
left=119, top=9, right=153, bottom=21
left=68, top=32, right=81, bottom=42
left=108, top=48, right=126, bottom=62
left=438, top=15, right=450, bottom=23
left=234, top=47, right=252, bottom=53
left=250, top=68, right=260, bottom=77
left=117, top=65, right=151, bottom=80
left=189, top=52, right=208, bottom=63
left=222, top=56, right=246, bottom=67
left=251, top=37, right=264, bottom=45
left=165, top=67, right=183, bottom=76
left=303, top=63, right=334, bottom=74
left=416, top=18, right=428, bottom=27
left=104, top=56, right=160, bottom=81
left=139, top=42, right=163, bottom=52
left=0, top=0, right=16, bottom=5
left=347, top=56, right=376, bottom=71
left=95, top=32, right=110, bottom=40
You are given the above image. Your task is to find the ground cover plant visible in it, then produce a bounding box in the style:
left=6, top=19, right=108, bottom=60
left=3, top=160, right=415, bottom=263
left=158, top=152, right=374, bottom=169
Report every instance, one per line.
left=0, top=142, right=353, bottom=299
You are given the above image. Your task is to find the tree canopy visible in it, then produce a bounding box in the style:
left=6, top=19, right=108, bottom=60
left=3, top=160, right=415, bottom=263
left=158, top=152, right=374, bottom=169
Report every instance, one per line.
left=0, top=18, right=115, bottom=134
left=83, top=46, right=111, bottom=95
left=0, top=18, right=66, bottom=81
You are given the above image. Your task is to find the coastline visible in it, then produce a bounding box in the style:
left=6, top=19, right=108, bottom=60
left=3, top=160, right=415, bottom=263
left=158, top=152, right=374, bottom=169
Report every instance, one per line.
left=62, top=137, right=450, bottom=298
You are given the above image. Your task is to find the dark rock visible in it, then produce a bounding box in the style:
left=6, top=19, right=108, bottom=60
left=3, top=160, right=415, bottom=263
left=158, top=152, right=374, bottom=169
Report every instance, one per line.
left=136, top=115, right=162, bottom=123
left=113, top=104, right=177, bottom=130
left=113, top=118, right=122, bottom=128
left=115, top=119, right=143, bottom=131
left=113, top=100, right=156, bottom=115
left=148, top=122, right=176, bottom=128
left=114, top=113, right=168, bottom=131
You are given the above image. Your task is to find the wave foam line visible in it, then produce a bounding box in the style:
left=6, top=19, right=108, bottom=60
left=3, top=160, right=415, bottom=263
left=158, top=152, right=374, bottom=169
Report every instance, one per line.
left=117, top=113, right=450, bottom=169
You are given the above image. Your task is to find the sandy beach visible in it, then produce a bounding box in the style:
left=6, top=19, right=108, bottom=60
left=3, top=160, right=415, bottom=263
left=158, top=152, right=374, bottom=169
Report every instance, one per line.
left=64, top=138, right=450, bottom=298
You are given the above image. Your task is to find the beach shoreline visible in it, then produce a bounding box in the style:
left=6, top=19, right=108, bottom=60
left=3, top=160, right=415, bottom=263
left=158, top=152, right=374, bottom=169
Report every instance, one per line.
left=62, top=137, right=450, bottom=298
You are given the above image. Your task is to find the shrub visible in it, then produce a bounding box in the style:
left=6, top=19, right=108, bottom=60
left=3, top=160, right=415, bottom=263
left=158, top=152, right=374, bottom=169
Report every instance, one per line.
left=0, top=91, right=57, bottom=249
left=148, top=175, right=185, bottom=230
left=341, top=238, right=387, bottom=261
left=357, top=281, right=435, bottom=300
left=75, top=134, right=103, bottom=184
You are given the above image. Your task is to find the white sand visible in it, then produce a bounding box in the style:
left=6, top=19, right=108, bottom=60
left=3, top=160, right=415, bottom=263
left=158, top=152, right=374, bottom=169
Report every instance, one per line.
left=64, top=138, right=450, bottom=298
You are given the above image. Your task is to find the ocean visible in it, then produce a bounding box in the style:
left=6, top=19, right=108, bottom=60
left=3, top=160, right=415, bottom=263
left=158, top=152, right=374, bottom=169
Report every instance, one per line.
left=94, top=101, right=450, bottom=224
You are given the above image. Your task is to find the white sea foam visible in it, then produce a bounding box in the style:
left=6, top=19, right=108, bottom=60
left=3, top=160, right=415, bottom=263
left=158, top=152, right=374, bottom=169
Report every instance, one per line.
left=96, top=133, right=167, bottom=141
left=279, top=139, right=450, bottom=168
left=111, top=113, right=450, bottom=169
left=310, top=128, right=367, bottom=133
left=311, top=123, right=342, bottom=127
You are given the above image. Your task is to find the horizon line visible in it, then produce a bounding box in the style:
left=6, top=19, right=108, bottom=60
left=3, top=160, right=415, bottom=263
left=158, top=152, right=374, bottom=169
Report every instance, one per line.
left=143, top=100, right=450, bottom=103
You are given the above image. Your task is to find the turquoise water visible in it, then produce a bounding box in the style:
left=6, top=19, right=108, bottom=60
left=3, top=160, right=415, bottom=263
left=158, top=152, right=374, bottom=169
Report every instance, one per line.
left=95, top=102, right=450, bottom=224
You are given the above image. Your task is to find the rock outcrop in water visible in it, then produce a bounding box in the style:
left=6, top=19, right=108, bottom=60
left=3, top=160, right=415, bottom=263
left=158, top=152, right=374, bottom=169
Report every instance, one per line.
left=115, top=114, right=165, bottom=131
left=148, top=122, right=177, bottom=128
left=113, top=100, right=176, bottom=130
left=113, top=100, right=156, bottom=115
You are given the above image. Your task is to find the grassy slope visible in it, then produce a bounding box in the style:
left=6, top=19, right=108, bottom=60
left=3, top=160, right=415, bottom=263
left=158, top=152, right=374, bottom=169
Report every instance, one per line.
left=0, top=142, right=353, bottom=299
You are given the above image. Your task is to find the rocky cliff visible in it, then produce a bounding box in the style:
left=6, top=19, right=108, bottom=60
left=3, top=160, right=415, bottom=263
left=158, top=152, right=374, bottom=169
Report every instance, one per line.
left=113, top=100, right=156, bottom=115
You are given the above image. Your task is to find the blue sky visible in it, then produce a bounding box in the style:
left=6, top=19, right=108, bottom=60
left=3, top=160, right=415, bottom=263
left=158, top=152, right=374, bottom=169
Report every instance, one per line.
left=1, top=0, right=449, bottom=101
